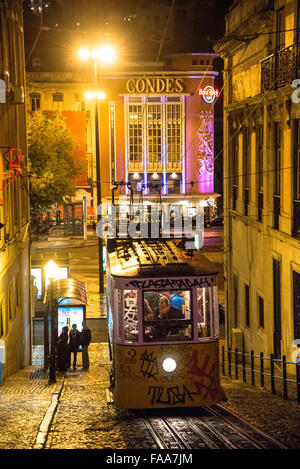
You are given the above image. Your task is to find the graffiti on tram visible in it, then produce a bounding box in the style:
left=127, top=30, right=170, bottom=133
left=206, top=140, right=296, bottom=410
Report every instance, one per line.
left=148, top=384, right=197, bottom=406
left=125, top=277, right=216, bottom=290
left=115, top=343, right=219, bottom=406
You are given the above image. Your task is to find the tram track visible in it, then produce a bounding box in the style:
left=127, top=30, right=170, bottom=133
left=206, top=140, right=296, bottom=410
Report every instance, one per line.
left=141, top=405, right=286, bottom=450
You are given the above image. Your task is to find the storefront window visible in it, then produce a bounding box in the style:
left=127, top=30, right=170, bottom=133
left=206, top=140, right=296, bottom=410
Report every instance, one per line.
left=197, top=287, right=212, bottom=338
left=143, top=290, right=192, bottom=342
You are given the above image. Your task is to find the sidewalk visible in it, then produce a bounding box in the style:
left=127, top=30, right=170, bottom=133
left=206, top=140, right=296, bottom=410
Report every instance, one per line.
left=0, top=343, right=300, bottom=449
left=31, top=230, right=98, bottom=251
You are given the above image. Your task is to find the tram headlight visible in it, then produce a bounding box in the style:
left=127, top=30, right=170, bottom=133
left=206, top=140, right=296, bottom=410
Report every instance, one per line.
left=162, top=357, right=177, bottom=373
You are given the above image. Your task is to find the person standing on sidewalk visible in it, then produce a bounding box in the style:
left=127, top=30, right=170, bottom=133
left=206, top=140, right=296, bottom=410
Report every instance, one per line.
left=68, top=324, right=81, bottom=370
left=57, top=326, right=69, bottom=371
left=81, top=321, right=91, bottom=370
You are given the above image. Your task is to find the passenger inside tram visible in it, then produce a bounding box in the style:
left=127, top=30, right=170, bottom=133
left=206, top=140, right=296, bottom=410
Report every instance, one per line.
left=143, top=290, right=192, bottom=341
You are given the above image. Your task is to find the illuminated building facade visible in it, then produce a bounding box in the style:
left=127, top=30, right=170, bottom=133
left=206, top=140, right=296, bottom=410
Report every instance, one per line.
left=26, top=52, right=220, bottom=214
left=0, top=0, right=31, bottom=378
left=217, top=0, right=300, bottom=361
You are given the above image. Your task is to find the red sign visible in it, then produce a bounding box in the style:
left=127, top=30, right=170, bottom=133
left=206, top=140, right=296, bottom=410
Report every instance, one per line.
left=198, top=86, right=219, bottom=103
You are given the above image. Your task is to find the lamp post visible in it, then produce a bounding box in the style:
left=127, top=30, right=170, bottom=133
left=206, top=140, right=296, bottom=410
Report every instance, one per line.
left=78, top=45, right=116, bottom=295
left=44, top=260, right=60, bottom=384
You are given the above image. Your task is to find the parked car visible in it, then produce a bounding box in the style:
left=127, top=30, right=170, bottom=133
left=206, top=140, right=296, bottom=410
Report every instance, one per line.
left=205, top=216, right=224, bottom=228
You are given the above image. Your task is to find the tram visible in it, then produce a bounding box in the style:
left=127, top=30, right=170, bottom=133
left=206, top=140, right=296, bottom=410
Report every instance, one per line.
left=106, top=237, right=225, bottom=409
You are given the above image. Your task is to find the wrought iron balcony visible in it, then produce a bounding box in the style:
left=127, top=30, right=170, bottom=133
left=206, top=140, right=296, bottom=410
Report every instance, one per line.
left=261, top=43, right=299, bottom=93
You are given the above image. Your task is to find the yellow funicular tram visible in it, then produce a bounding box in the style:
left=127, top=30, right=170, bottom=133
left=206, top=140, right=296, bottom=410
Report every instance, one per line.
left=106, top=236, right=225, bottom=409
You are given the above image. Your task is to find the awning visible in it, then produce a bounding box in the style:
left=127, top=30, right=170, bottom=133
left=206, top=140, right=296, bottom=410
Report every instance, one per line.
left=43, top=278, right=87, bottom=305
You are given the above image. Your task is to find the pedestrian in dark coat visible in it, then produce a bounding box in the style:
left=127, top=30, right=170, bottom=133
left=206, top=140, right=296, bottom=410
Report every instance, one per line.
left=81, top=321, right=92, bottom=370
left=68, top=324, right=81, bottom=369
left=57, top=326, right=69, bottom=371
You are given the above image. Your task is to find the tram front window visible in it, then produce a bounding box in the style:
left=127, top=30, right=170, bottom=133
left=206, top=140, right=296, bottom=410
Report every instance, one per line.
left=143, top=290, right=192, bottom=342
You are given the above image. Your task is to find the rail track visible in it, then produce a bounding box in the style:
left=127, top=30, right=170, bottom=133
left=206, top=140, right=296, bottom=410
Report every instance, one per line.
left=140, top=404, right=286, bottom=450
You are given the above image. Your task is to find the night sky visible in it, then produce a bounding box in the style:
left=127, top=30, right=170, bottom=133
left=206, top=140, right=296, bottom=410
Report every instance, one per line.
left=23, top=0, right=230, bottom=65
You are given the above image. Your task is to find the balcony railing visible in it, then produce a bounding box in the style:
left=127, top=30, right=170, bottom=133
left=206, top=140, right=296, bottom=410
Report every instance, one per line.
left=261, top=43, right=299, bottom=93
left=293, top=200, right=300, bottom=237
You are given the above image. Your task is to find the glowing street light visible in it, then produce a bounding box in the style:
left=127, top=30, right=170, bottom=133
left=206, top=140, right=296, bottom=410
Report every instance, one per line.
left=44, top=259, right=60, bottom=281
left=78, top=45, right=116, bottom=64
left=84, top=91, right=106, bottom=101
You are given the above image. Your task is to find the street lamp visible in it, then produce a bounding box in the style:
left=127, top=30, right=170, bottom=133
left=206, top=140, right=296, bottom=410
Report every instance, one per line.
left=78, top=45, right=116, bottom=295
left=44, top=260, right=60, bottom=383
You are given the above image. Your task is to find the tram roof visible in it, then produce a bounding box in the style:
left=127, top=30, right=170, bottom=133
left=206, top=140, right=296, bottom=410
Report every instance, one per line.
left=106, top=238, right=219, bottom=278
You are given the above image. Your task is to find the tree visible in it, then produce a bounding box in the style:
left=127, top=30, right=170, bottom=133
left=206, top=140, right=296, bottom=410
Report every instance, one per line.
left=27, top=111, right=79, bottom=214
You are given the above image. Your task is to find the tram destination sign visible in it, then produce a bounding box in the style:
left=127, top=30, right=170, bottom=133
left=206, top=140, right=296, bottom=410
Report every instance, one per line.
left=126, top=277, right=216, bottom=290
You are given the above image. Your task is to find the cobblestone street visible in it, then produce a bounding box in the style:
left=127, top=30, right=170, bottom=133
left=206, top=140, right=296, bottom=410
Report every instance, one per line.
left=0, top=342, right=299, bottom=449
left=1, top=234, right=299, bottom=450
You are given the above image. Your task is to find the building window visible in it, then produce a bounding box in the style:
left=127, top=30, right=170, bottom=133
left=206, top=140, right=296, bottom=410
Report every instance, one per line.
left=126, top=97, right=184, bottom=194
left=276, top=7, right=285, bottom=51
left=30, top=93, right=41, bottom=111
left=0, top=299, right=3, bottom=338
left=127, top=104, right=143, bottom=171
left=166, top=102, right=182, bottom=171
left=232, top=130, right=238, bottom=210
left=274, top=123, right=282, bottom=196
left=233, top=274, right=238, bottom=328
left=293, top=270, right=300, bottom=342
left=257, top=124, right=264, bottom=221
left=52, top=93, right=63, bottom=102
left=32, top=56, right=41, bottom=71
left=109, top=102, right=116, bottom=186
left=147, top=103, right=163, bottom=171
left=7, top=281, right=15, bottom=321
left=7, top=19, right=16, bottom=85
left=293, top=120, right=300, bottom=237
left=274, top=123, right=282, bottom=229
left=245, top=284, right=250, bottom=328
left=258, top=295, right=264, bottom=329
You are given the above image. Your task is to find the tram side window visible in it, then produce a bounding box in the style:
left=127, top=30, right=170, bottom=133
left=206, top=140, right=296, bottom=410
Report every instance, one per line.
left=197, top=287, right=212, bottom=338
left=123, top=289, right=138, bottom=342
left=143, top=290, right=192, bottom=342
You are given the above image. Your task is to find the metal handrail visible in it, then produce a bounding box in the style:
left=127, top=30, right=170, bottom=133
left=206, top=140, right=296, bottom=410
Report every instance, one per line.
left=221, top=346, right=300, bottom=402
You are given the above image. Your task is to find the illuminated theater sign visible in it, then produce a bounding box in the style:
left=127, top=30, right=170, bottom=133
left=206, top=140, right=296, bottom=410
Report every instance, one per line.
left=198, top=85, right=219, bottom=103
left=126, top=77, right=185, bottom=94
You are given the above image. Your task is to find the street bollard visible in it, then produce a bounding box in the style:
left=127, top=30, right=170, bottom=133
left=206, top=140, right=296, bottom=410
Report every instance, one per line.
left=251, top=350, right=255, bottom=386
left=260, top=352, right=264, bottom=388
left=282, top=355, right=288, bottom=400
left=270, top=353, right=276, bottom=394
left=235, top=348, right=239, bottom=380
left=222, top=346, right=225, bottom=375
